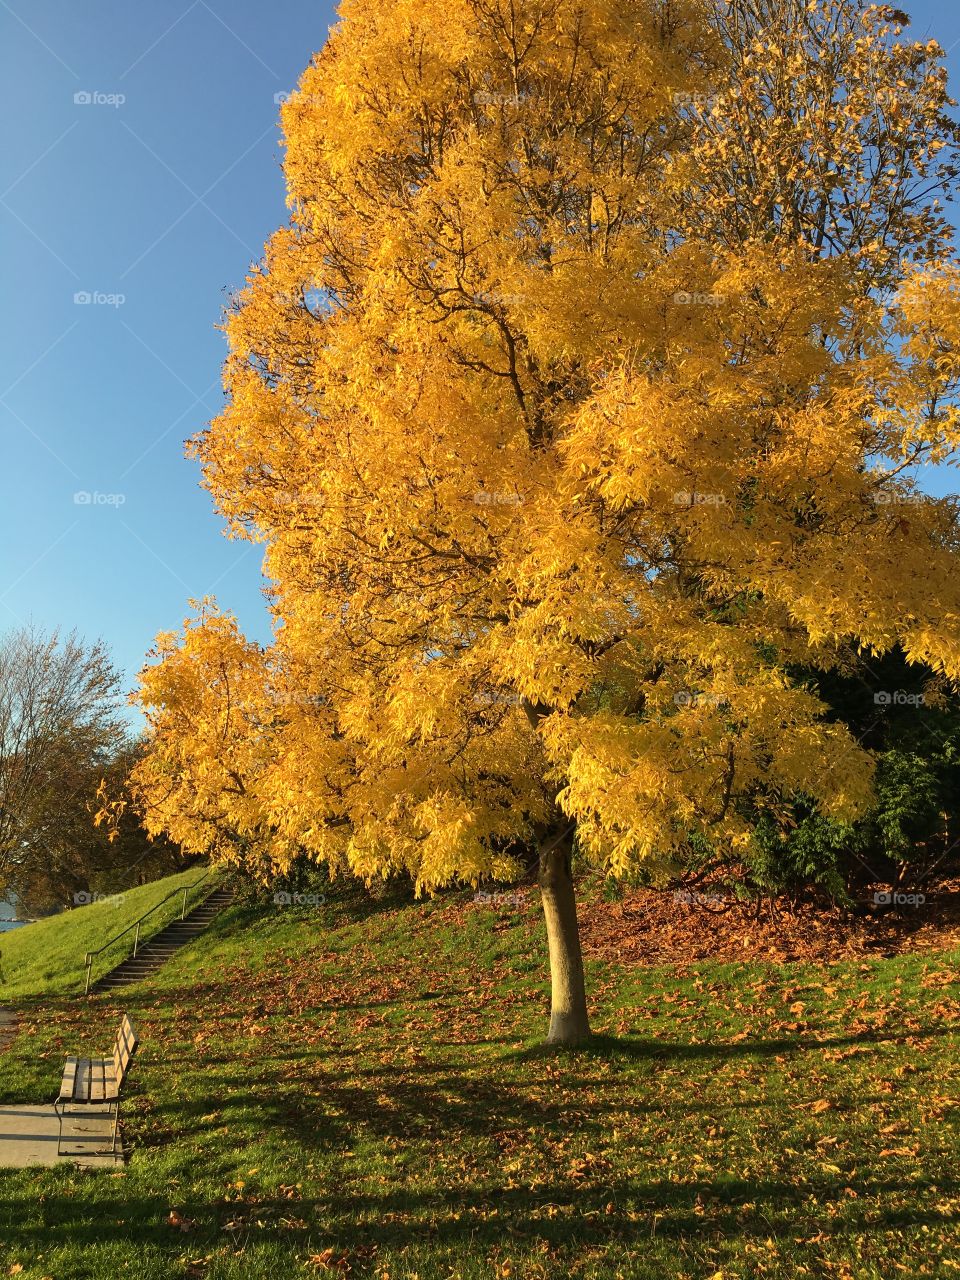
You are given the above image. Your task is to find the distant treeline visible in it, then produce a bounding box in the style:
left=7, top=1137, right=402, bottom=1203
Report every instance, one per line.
left=0, top=625, right=190, bottom=917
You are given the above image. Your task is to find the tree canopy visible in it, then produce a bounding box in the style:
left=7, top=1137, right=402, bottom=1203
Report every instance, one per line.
left=133, top=0, right=960, bottom=1042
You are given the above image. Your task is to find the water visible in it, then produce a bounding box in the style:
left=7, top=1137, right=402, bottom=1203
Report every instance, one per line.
left=0, top=899, right=25, bottom=931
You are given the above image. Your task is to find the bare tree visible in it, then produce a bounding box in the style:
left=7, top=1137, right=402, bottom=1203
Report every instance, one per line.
left=0, top=627, right=125, bottom=894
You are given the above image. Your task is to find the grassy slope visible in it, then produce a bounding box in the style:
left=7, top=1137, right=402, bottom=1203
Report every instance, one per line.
left=0, top=866, right=214, bottom=1000
left=0, top=882, right=958, bottom=1279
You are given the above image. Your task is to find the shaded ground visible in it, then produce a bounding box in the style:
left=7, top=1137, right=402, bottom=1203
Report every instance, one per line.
left=0, top=885, right=957, bottom=1278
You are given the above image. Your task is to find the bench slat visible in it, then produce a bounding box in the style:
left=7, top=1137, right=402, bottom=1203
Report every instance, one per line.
left=71, top=1058, right=119, bottom=1102
left=59, top=1058, right=79, bottom=1101
left=60, top=1014, right=135, bottom=1105
left=113, top=1016, right=138, bottom=1083
left=75, top=1058, right=92, bottom=1102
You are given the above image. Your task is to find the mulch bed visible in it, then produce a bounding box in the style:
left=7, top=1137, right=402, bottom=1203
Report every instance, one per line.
left=575, top=878, right=960, bottom=968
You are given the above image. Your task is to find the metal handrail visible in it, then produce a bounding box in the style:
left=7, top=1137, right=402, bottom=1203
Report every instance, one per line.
left=83, top=867, right=215, bottom=995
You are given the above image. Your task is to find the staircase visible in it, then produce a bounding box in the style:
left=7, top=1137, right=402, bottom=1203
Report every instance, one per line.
left=91, top=885, right=235, bottom=993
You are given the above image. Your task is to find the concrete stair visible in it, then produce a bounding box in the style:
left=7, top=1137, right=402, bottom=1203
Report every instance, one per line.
left=91, top=885, right=235, bottom=993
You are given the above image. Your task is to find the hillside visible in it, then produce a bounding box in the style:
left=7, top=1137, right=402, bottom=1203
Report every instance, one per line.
left=0, top=879, right=958, bottom=1278
left=0, top=866, right=215, bottom=1000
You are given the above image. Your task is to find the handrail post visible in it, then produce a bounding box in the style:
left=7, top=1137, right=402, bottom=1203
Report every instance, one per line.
left=133, top=920, right=140, bottom=957
left=181, top=887, right=188, bottom=919
left=84, top=952, right=92, bottom=996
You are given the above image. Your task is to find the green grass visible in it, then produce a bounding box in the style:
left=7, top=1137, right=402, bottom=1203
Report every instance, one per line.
left=0, top=881, right=958, bottom=1278
left=0, top=866, right=215, bottom=1000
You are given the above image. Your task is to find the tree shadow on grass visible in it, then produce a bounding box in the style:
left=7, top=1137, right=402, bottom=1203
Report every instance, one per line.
left=128, top=1016, right=937, bottom=1161
left=135, top=1067, right=777, bottom=1159
left=511, top=1024, right=957, bottom=1062
left=1, top=1171, right=958, bottom=1260
left=4, top=1010, right=955, bottom=1266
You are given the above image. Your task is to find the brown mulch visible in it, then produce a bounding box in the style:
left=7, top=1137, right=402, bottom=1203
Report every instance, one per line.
left=575, top=878, right=960, bottom=968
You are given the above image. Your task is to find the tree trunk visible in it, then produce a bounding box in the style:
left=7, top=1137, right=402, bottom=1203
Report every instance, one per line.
left=538, top=830, right=591, bottom=1045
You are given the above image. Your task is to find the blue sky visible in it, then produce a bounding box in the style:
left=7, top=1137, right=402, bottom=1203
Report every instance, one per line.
left=1, top=0, right=960, bottom=722
left=0, top=0, right=335, bottom=716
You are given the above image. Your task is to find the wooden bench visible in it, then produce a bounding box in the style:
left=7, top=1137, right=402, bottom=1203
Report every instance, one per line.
left=53, top=1013, right=138, bottom=1156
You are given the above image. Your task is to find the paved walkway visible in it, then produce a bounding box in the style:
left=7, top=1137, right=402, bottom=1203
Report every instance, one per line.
left=0, top=1104, right=123, bottom=1167
left=0, top=1007, right=16, bottom=1052
left=0, top=1014, right=126, bottom=1167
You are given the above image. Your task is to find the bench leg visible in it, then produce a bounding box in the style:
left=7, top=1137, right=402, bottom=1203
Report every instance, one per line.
left=54, top=1101, right=120, bottom=1158
left=54, top=1100, right=64, bottom=1157
left=85, top=1103, right=119, bottom=1157
left=90, top=1102, right=119, bottom=1157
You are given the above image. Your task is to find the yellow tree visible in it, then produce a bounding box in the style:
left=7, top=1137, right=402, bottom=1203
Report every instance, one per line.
left=138, top=0, right=960, bottom=1044
left=129, top=604, right=279, bottom=875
